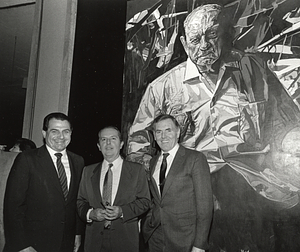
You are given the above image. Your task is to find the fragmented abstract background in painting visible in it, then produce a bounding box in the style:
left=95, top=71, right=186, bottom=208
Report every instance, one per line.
left=123, top=0, right=300, bottom=251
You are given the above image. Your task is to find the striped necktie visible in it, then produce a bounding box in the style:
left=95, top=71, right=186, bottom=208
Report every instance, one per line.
left=102, top=163, right=113, bottom=228
left=55, top=153, right=68, bottom=201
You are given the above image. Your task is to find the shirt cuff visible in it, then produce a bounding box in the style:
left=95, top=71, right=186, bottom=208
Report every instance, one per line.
left=86, top=208, right=93, bottom=223
left=192, top=246, right=205, bottom=252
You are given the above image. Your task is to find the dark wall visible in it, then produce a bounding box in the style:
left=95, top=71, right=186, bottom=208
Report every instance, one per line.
left=68, top=0, right=127, bottom=165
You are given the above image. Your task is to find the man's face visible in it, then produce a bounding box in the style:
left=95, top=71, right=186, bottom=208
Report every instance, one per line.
left=181, top=10, right=223, bottom=73
left=154, top=119, right=180, bottom=152
left=98, top=128, right=124, bottom=163
left=42, top=118, right=72, bottom=152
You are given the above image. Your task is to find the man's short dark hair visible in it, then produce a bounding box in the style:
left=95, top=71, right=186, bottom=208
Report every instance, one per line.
left=98, top=126, right=122, bottom=141
left=43, top=112, right=72, bottom=131
left=152, top=114, right=180, bottom=130
left=14, top=138, right=36, bottom=152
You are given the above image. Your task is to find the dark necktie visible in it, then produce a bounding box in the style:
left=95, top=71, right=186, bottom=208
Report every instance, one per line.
left=55, top=153, right=68, bottom=201
left=102, top=163, right=113, bottom=228
left=159, top=153, right=169, bottom=194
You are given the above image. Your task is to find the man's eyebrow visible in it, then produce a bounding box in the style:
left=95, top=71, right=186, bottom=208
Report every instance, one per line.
left=210, top=24, right=219, bottom=29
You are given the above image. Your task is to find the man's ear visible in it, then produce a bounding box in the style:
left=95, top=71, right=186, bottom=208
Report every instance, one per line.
left=120, top=141, right=124, bottom=150
left=176, top=128, right=181, bottom=140
left=42, top=130, right=46, bottom=139
left=180, top=36, right=188, bottom=54
left=153, top=132, right=157, bottom=141
left=97, top=143, right=101, bottom=151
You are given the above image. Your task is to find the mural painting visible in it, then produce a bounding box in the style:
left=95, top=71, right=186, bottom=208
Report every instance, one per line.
left=122, top=0, right=300, bottom=251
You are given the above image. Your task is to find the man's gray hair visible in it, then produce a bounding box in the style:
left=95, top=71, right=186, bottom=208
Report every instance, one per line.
left=183, top=4, right=222, bottom=33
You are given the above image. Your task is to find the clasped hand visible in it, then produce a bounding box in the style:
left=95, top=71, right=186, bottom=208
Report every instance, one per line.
left=90, top=206, right=122, bottom=222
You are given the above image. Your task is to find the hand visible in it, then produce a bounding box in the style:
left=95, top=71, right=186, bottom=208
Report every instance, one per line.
left=0, top=145, right=6, bottom=151
left=73, top=235, right=81, bottom=252
left=105, top=206, right=122, bottom=220
left=19, top=247, right=37, bottom=252
left=89, top=208, right=107, bottom=222
left=191, top=247, right=205, bottom=252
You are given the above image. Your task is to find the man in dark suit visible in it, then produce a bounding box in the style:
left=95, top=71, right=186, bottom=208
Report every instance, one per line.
left=3, top=112, right=85, bottom=252
left=143, top=114, right=213, bottom=252
left=77, top=126, right=150, bottom=252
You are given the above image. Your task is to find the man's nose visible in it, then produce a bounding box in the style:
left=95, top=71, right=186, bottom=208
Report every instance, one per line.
left=106, top=139, right=111, bottom=144
left=199, top=35, right=210, bottom=50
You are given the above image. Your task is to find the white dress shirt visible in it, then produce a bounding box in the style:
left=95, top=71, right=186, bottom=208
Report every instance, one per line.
left=153, top=143, right=179, bottom=194
left=46, top=145, right=71, bottom=188
left=100, top=155, right=123, bottom=205
left=87, top=156, right=124, bottom=222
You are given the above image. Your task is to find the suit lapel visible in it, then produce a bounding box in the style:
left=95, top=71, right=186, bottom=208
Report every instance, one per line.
left=66, top=152, right=77, bottom=203
left=149, top=155, right=160, bottom=200
left=37, top=146, right=65, bottom=201
left=114, top=161, right=131, bottom=205
left=161, top=146, right=185, bottom=200
left=91, top=162, right=103, bottom=205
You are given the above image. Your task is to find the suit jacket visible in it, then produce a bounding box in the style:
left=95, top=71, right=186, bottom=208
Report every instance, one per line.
left=77, top=159, right=150, bottom=252
left=0, top=151, right=18, bottom=252
left=143, top=145, right=213, bottom=251
left=3, top=145, right=85, bottom=252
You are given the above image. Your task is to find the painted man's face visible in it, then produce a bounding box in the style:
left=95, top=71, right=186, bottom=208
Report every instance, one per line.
left=181, top=9, right=223, bottom=73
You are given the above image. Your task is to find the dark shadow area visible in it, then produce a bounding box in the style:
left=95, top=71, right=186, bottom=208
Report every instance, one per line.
left=68, top=0, right=127, bottom=165
left=210, top=166, right=300, bottom=252
left=0, top=4, right=35, bottom=149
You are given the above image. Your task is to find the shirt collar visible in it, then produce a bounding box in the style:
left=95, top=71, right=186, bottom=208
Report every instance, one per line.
left=183, top=58, right=201, bottom=84
left=46, top=144, right=67, bottom=157
left=161, top=143, right=179, bottom=157
left=103, top=155, right=123, bottom=168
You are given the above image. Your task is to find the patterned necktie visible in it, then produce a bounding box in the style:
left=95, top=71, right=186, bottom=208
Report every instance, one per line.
left=102, top=163, right=113, bottom=228
left=55, top=153, right=68, bottom=201
left=159, top=153, right=169, bottom=194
